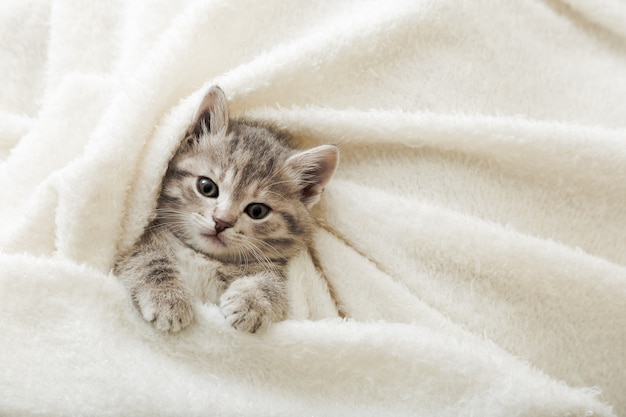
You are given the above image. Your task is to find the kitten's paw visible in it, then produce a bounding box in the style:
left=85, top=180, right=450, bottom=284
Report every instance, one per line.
left=135, top=287, right=194, bottom=332
left=220, top=279, right=277, bottom=333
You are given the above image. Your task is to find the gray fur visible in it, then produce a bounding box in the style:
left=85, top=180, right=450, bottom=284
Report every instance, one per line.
left=114, top=86, right=339, bottom=333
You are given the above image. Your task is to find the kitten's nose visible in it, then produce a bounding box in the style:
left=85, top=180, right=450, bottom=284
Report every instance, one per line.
left=214, top=217, right=233, bottom=234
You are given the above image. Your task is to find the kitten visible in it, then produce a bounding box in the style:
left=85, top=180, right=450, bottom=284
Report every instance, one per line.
left=114, top=86, right=339, bottom=333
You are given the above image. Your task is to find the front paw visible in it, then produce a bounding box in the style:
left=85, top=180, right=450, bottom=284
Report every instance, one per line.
left=220, top=278, right=284, bottom=333
left=134, top=286, right=194, bottom=332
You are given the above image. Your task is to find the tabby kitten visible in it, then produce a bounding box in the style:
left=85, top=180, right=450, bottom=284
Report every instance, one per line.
left=114, top=86, right=339, bottom=333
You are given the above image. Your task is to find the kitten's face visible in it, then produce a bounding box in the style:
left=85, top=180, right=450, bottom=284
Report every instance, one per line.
left=159, top=124, right=313, bottom=263
left=157, top=86, right=338, bottom=265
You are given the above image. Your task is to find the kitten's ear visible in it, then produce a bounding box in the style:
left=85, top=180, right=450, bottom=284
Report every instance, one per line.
left=287, top=144, right=339, bottom=207
left=186, top=86, right=229, bottom=138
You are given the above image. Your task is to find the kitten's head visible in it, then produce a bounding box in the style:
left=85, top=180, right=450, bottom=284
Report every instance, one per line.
left=157, top=86, right=339, bottom=265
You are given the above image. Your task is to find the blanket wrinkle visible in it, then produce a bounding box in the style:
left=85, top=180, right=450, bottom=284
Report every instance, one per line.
left=321, top=180, right=626, bottom=404
left=216, top=1, right=429, bottom=107
left=552, top=0, right=626, bottom=43
left=1, top=0, right=625, bottom=416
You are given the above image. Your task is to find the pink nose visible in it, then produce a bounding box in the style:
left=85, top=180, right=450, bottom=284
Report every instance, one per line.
left=214, top=218, right=233, bottom=234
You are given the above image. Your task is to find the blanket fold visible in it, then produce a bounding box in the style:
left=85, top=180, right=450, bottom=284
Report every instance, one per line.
left=1, top=0, right=625, bottom=415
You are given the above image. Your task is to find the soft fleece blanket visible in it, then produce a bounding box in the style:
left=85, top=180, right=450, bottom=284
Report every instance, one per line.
left=1, top=1, right=625, bottom=416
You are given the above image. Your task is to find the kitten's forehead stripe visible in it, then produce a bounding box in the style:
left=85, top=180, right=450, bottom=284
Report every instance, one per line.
left=220, top=126, right=293, bottom=203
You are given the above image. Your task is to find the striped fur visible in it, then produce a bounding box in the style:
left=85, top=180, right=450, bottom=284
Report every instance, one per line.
left=115, top=87, right=338, bottom=333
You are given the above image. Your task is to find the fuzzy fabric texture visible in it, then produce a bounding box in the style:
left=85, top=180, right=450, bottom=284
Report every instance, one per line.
left=1, top=1, right=625, bottom=416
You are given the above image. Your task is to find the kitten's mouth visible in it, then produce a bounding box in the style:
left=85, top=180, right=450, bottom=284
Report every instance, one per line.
left=202, top=233, right=227, bottom=246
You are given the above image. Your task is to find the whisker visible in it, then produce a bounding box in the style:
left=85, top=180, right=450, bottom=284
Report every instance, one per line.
left=246, top=235, right=288, bottom=260
left=234, top=238, right=272, bottom=270
left=236, top=238, right=283, bottom=275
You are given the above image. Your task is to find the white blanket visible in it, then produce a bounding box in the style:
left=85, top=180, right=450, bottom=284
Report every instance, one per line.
left=1, top=1, right=625, bottom=416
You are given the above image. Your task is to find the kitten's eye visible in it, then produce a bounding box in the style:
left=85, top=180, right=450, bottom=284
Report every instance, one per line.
left=197, top=177, right=219, bottom=198
left=245, top=203, right=270, bottom=220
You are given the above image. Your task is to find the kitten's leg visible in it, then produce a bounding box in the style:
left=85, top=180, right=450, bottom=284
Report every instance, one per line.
left=220, top=271, right=287, bottom=333
left=114, top=233, right=194, bottom=332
